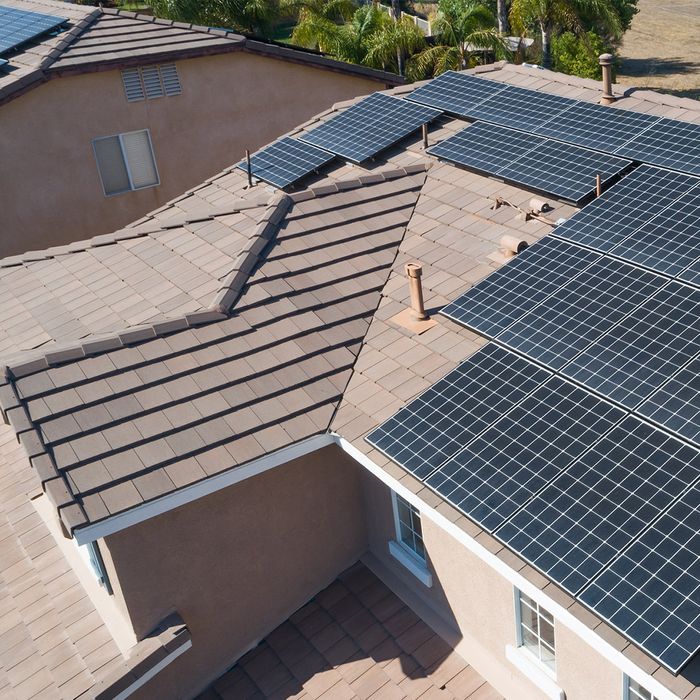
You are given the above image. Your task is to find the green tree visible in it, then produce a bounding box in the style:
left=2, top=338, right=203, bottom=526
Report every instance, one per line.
left=552, top=29, right=610, bottom=78
left=407, top=0, right=506, bottom=80
left=509, top=0, right=621, bottom=69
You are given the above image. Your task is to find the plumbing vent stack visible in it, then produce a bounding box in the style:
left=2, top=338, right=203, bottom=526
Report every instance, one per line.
left=529, top=198, right=551, bottom=213
left=599, top=54, right=616, bottom=105
left=500, top=235, right=529, bottom=258
left=405, top=263, right=428, bottom=321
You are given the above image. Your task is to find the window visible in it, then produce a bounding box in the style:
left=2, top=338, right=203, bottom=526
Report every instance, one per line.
left=516, top=590, right=556, bottom=674
left=624, top=676, right=658, bottom=700
left=93, top=130, right=159, bottom=196
left=389, top=492, right=432, bottom=586
left=121, top=63, right=181, bottom=101
left=76, top=541, right=113, bottom=595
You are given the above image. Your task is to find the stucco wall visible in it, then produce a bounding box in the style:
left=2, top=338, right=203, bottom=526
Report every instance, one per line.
left=360, top=470, right=625, bottom=700
left=101, top=444, right=367, bottom=699
left=0, top=52, right=383, bottom=256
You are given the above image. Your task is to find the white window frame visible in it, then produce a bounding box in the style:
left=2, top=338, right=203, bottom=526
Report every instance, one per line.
left=92, top=129, right=160, bottom=197
left=515, top=588, right=557, bottom=676
left=624, top=674, right=659, bottom=700
left=389, top=491, right=432, bottom=587
left=76, top=540, right=113, bottom=595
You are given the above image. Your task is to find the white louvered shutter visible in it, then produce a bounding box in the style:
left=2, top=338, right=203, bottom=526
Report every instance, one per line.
left=121, top=130, right=159, bottom=189
left=121, top=67, right=144, bottom=101
left=93, top=136, right=131, bottom=195
left=141, top=65, right=164, bottom=99
left=160, top=64, right=182, bottom=96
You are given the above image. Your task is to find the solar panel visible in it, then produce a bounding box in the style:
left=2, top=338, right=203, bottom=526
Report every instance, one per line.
left=365, top=343, right=550, bottom=480
left=441, top=238, right=601, bottom=338
left=0, top=5, right=66, bottom=55
left=299, top=93, right=441, bottom=164
left=639, top=356, right=700, bottom=445
left=497, top=258, right=666, bottom=370
left=580, top=482, right=700, bottom=673
left=500, top=139, right=632, bottom=205
left=406, top=71, right=507, bottom=117
left=609, top=184, right=700, bottom=278
left=0, top=58, right=7, bottom=67
left=680, top=259, right=700, bottom=287
left=426, top=376, right=625, bottom=532
left=462, top=85, right=576, bottom=131
left=562, top=281, right=700, bottom=409
left=553, top=165, right=699, bottom=252
left=535, top=101, right=660, bottom=153
left=428, top=122, right=545, bottom=174
left=616, top=117, right=700, bottom=176
left=235, top=137, right=335, bottom=189
left=496, top=417, right=700, bottom=597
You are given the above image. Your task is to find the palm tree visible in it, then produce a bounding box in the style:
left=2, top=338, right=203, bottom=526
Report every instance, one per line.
left=364, top=15, right=427, bottom=75
left=509, top=0, right=621, bottom=69
left=497, top=0, right=510, bottom=33
left=407, top=0, right=506, bottom=80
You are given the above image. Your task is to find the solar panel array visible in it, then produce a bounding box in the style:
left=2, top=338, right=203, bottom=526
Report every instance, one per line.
left=300, top=92, right=441, bottom=164
left=235, top=137, right=335, bottom=189
left=428, top=122, right=632, bottom=204
left=0, top=5, right=66, bottom=55
left=409, top=72, right=700, bottom=176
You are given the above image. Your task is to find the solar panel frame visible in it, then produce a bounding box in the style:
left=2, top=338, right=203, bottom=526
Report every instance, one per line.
left=426, top=376, right=625, bottom=532
left=0, top=5, right=67, bottom=55
left=496, top=258, right=666, bottom=371
left=234, top=136, right=335, bottom=189
left=299, top=92, right=441, bottom=164
left=406, top=70, right=508, bottom=117
left=553, top=165, right=699, bottom=253
left=365, top=344, right=551, bottom=480
left=441, top=237, right=602, bottom=338
left=562, top=281, right=700, bottom=409
left=495, top=417, right=700, bottom=597
left=580, top=483, right=700, bottom=673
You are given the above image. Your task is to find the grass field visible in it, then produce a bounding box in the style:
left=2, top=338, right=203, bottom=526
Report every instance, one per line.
left=616, top=0, right=700, bottom=99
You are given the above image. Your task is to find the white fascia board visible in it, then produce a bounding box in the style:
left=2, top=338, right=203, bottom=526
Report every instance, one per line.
left=334, top=434, right=683, bottom=700
left=73, top=433, right=335, bottom=545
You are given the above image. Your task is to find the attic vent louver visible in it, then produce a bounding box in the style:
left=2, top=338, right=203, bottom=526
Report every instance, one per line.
left=121, top=64, right=182, bottom=102
left=121, top=67, right=144, bottom=102
left=160, top=64, right=182, bottom=96
left=141, top=65, right=164, bottom=99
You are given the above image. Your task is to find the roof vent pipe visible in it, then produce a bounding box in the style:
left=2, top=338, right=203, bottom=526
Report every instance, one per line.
left=500, top=235, right=529, bottom=257
left=405, top=263, right=429, bottom=321
left=599, top=54, right=616, bottom=105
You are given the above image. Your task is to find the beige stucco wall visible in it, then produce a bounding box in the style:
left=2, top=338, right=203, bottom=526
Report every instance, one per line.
left=101, top=445, right=367, bottom=700
left=360, top=470, right=625, bottom=700
left=0, top=52, right=384, bottom=256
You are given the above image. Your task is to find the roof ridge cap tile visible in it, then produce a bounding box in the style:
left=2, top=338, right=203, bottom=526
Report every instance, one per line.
left=211, top=193, right=293, bottom=313
left=37, top=7, right=101, bottom=72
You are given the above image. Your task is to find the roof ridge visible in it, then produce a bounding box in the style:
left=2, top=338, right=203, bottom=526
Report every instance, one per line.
left=38, top=7, right=101, bottom=72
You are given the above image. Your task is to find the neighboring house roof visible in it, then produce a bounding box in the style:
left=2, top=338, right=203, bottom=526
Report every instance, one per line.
left=0, top=0, right=402, bottom=105
left=2, top=61, right=700, bottom=699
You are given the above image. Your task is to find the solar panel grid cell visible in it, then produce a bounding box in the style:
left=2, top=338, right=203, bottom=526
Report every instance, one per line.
left=0, top=5, right=66, bottom=55
left=300, top=92, right=441, bottom=163
left=496, top=417, right=700, bottom=597
left=580, top=484, right=700, bottom=673
left=365, top=343, right=550, bottom=479
left=426, top=376, right=625, bottom=532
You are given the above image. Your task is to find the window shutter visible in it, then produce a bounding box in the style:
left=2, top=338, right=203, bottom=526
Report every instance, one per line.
left=141, top=65, right=164, bottom=99
left=121, top=130, right=159, bottom=189
left=160, top=64, right=181, bottom=96
left=121, top=68, right=144, bottom=102
left=93, top=136, right=131, bottom=195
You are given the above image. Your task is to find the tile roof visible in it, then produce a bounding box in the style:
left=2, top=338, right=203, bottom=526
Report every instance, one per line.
left=199, top=562, right=500, bottom=700
left=0, top=0, right=401, bottom=105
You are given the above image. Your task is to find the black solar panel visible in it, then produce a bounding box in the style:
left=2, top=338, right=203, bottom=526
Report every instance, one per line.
left=428, top=122, right=545, bottom=174
left=235, top=137, right=335, bottom=189
left=562, top=281, right=700, bottom=409
left=639, top=356, right=700, bottom=445
left=497, top=258, right=666, bottom=370
left=463, top=85, right=576, bottom=131
left=680, top=259, right=700, bottom=287
left=406, top=71, right=507, bottom=117
left=580, top=482, right=700, bottom=673
left=365, top=344, right=550, bottom=480
left=535, top=101, right=660, bottom=153
left=299, top=93, right=441, bottom=164
left=496, top=417, right=700, bottom=597
left=616, top=118, right=700, bottom=176
left=553, top=165, right=699, bottom=252
left=426, top=377, right=625, bottom=532
left=441, top=238, right=601, bottom=338
left=0, top=5, right=66, bottom=55
left=609, top=184, right=700, bottom=278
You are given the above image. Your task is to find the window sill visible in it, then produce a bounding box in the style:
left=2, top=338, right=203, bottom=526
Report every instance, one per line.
left=388, top=540, right=433, bottom=588
left=505, top=645, right=564, bottom=700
